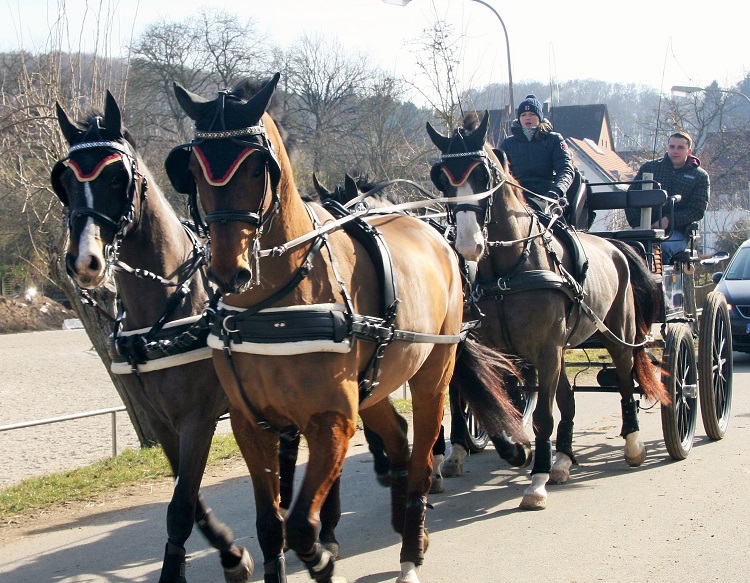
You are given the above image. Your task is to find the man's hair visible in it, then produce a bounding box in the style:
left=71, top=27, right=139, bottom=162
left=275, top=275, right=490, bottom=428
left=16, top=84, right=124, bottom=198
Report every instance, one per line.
left=669, top=130, right=692, bottom=148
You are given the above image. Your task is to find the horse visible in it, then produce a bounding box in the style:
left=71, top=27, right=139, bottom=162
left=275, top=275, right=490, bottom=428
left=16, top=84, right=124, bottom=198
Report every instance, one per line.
left=165, top=73, right=525, bottom=583
left=426, top=110, right=671, bottom=510
left=51, top=92, right=253, bottom=583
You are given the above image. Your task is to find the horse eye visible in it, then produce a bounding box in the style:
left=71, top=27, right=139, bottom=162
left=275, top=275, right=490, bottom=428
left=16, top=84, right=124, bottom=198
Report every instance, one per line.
left=252, top=165, right=264, bottom=179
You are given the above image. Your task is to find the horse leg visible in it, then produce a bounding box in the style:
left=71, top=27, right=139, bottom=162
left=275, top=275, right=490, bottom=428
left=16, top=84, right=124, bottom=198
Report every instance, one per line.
left=285, top=411, right=353, bottom=583
left=399, top=374, right=446, bottom=583
left=179, top=420, right=252, bottom=583
left=230, top=409, right=286, bottom=583
left=520, top=351, right=560, bottom=511
left=442, top=384, right=469, bottom=477
left=319, top=474, right=341, bottom=560
left=608, top=344, right=647, bottom=466
left=361, top=396, right=418, bottom=582
left=429, top=425, right=446, bottom=494
left=278, top=433, right=300, bottom=518
left=550, top=359, right=576, bottom=484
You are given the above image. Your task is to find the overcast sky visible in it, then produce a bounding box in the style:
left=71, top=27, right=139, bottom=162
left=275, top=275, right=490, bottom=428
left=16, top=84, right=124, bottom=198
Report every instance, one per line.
left=2, top=0, right=746, bottom=101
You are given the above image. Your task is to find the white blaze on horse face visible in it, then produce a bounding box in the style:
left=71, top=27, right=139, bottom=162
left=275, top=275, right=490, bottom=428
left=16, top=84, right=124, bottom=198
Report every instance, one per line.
left=453, top=183, right=485, bottom=262
left=75, top=182, right=106, bottom=285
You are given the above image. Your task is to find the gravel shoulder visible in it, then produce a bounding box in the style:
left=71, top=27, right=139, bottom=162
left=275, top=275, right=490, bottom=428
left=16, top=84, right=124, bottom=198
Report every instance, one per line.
left=0, top=328, right=142, bottom=488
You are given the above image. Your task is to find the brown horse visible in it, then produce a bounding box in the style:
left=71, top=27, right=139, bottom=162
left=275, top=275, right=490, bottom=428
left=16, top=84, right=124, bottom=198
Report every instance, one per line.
left=51, top=93, right=255, bottom=583
left=165, top=74, right=525, bottom=583
left=427, top=111, right=670, bottom=510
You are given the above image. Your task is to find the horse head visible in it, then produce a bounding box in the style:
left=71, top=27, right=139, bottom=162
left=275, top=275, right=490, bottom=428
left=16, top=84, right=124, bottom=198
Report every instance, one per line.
left=167, top=73, right=289, bottom=294
left=52, top=92, right=145, bottom=288
left=426, top=111, right=513, bottom=262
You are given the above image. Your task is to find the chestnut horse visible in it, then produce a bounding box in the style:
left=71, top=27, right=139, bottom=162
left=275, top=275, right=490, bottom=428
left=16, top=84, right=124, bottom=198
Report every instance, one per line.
left=52, top=93, right=254, bottom=583
left=165, top=74, right=525, bottom=583
left=427, top=111, right=670, bottom=510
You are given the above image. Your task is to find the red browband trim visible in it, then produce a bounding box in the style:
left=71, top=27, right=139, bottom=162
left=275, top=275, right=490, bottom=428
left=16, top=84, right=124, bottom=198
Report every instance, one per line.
left=65, top=153, right=122, bottom=182
left=441, top=160, right=482, bottom=187
left=194, top=146, right=257, bottom=186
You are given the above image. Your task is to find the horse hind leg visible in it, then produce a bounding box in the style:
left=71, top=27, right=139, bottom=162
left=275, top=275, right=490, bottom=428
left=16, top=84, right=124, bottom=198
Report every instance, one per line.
left=608, top=344, right=647, bottom=467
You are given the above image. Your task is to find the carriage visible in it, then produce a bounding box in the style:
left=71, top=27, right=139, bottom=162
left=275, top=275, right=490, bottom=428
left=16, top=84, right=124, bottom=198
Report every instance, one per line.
left=457, top=175, right=733, bottom=462
left=568, top=180, right=733, bottom=460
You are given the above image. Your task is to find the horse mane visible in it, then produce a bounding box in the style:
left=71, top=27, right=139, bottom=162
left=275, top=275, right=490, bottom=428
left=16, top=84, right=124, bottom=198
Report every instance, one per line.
left=458, top=110, right=526, bottom=205
left=304, top=173, right=399, bottom=207
left=462, top=111, right=481, bottom=132
left=76, top=107, right=137, bottom=150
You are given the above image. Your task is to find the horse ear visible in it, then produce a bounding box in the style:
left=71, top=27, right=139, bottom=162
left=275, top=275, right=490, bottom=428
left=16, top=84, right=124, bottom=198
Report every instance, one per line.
left=344, top=173, right=358, bottom=200
left=243, top=72, right=281, bottom=122
left=426, top=121, right=450, bottom=152
left=312, top=173, right=330, bottom=198
left=55, top=101, right=80, bottom=145
left=103, top=90, right=123, bottom=139
left=173, top=82, right=212, bottom=121
left=466, top=111, right=490, bottom=150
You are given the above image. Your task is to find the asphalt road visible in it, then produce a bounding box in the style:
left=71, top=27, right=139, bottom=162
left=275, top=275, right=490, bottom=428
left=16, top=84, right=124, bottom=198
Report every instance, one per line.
left=2, top=353, right=749, bottom=583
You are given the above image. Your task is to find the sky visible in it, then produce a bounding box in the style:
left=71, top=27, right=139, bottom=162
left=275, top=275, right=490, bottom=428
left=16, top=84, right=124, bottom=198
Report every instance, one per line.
left=1, top=0, right=747, bottom=104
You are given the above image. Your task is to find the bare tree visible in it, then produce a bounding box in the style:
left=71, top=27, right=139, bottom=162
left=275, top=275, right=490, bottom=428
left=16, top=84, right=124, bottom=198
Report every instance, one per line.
left=281, top=33, right=373, bottom=186
left=405, top=19, right=463, bottom=131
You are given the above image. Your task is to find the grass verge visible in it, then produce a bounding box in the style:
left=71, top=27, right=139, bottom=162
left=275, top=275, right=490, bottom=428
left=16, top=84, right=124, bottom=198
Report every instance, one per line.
left=0, top=398, right=413, bottom=521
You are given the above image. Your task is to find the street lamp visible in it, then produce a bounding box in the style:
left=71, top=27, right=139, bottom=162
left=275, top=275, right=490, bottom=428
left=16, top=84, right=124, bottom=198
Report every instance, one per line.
left=671, top=85, right=750, bottom=105
left=384, top=0, right=515, bottom=130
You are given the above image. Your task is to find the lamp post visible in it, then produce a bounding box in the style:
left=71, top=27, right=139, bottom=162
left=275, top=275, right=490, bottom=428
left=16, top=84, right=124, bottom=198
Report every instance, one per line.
left=384, top=0, right=515, bottom=131
left=671, top=85, right=750, bottom=105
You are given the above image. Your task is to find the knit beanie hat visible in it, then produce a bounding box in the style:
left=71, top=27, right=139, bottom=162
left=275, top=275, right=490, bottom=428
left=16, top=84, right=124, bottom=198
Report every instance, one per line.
left=517, top=94, right=544, bottom=121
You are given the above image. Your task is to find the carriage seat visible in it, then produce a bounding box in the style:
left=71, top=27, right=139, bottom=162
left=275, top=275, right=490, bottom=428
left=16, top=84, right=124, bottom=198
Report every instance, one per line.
left=564, top=170, right=594, bottom=231
left=585, top=188, right=669, bottom=241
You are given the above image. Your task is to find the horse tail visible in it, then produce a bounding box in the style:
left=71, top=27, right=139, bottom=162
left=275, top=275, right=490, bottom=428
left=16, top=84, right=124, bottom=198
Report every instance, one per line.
left=450, top=337, right=527, bottom=444
left=609, top=239, right=671, bottom=405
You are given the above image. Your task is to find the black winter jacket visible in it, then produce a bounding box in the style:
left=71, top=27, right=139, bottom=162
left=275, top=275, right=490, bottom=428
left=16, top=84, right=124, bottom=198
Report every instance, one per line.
left=499, top=120, right=575, bottom=199
left=625, top=153, right=710, bottom=233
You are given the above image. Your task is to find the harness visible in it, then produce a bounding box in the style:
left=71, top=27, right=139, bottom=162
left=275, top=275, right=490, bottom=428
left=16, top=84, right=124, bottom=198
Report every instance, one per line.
left=207, top=199, right=464, bottom=406
left=52, top=130, right=215, bottom=377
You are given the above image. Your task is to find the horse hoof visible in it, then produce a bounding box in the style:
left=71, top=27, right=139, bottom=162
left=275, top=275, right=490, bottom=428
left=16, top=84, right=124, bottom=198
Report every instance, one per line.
left=624, top=435, right=646, bottom=467
left=508, top=443, right=533, bottom=468
left=376, top=470, right=393, bottom=487
left=549, top=468, right=569, bottom=484
left=625, top=448, right=646, bottom=467
left=549, top=453, right=572, bottom=484
left=396, top=561, right=421, bottom=583
left=442, top=444, right=467, bottom=477
left=429, top=475, right=444, bottom=494
left=519, top=494, right=547, bottom=511
left=223, top=547, right=253, bottom=583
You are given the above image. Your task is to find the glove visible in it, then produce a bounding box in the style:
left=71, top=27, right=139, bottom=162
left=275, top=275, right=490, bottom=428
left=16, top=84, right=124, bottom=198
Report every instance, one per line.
left=547, top=188, right=567, bottom=207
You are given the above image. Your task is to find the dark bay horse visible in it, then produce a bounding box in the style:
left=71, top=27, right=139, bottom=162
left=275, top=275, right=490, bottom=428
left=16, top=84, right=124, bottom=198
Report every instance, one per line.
left=427, top=111, right=670, bottom=510
left=165, top=74, right=525, bottom=583
left=51, top=92, right=254, bottom=583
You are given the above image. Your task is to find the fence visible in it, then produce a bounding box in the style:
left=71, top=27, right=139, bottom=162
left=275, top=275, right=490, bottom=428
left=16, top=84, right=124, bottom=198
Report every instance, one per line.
left=0, top=406, right=126, bottom=457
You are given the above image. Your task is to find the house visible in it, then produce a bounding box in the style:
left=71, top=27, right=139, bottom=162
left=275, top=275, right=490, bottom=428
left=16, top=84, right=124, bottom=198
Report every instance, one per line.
left=485, top=103, right=635, bottom=231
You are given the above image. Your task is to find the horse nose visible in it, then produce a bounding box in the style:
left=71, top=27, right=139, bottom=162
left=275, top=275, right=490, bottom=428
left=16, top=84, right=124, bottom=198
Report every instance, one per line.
left=66, top=251, right=104, bottom=288
left=207, top=267, right=252, bottom=295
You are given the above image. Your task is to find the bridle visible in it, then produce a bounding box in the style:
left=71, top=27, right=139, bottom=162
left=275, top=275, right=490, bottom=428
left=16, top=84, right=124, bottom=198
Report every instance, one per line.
left=435, top=148, right=504, bottom=227
left=53, top=137, right=145, bottom=240
left=167, top=91, right=282, bottom=237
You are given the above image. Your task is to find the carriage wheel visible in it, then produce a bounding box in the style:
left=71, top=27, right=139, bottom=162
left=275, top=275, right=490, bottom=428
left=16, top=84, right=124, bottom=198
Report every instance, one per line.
left=660, top=323, right=698, bottom=460
left=510, top=386, right=537, bottom=428
left=462, top=404, right=490, bottom=453
left=698, top=291, right=733, bottom=440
